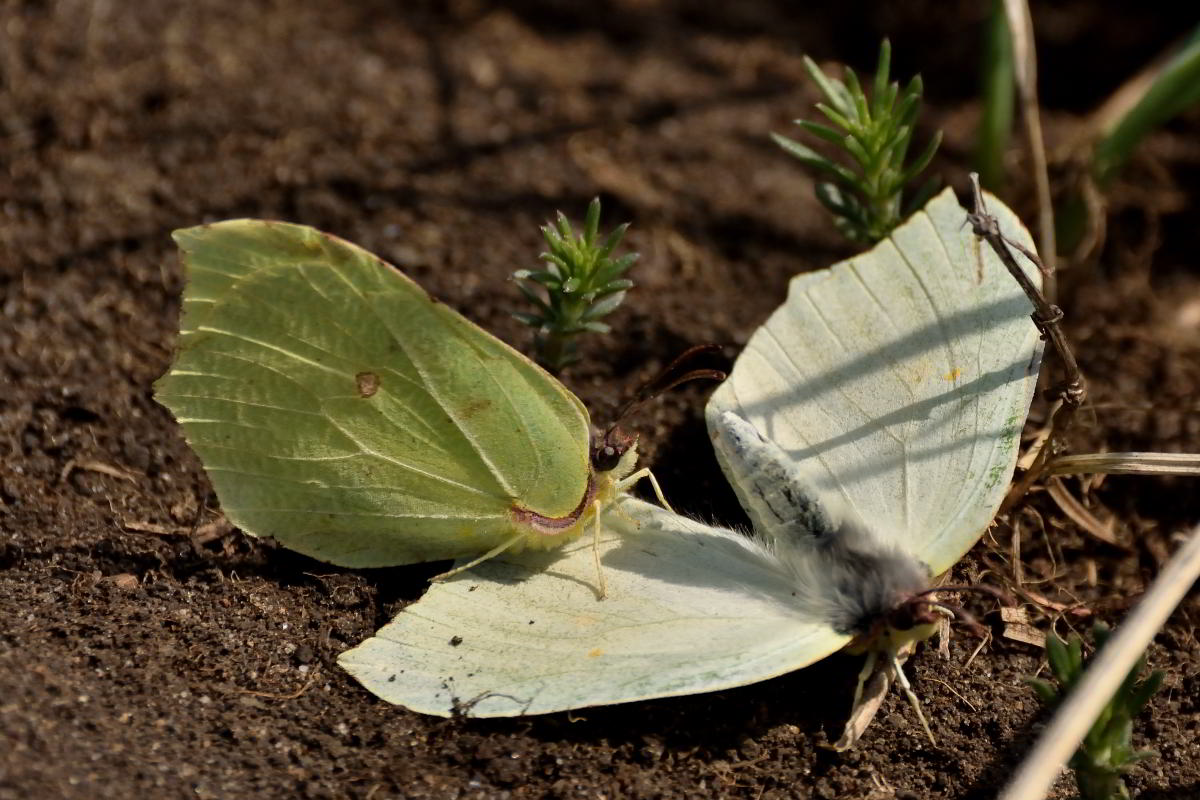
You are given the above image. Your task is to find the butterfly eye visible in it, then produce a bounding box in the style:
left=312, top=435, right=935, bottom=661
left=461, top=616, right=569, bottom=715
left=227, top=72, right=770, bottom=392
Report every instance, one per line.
left=590, top=440, right=624, bottom=473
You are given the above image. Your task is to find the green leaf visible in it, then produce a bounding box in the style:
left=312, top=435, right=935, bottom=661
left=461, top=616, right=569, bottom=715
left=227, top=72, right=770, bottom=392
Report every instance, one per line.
left=795, top=119, right=846, bottom=146
left=522, top=269, right=566, bottom=286
left=842, top=134, right=873, bottom=170
left=597, top=278, right=634, bottom=294
left=815, top=101, right=854, bottom=134
left=899, top=75, right=924, bottom=124
left=1092, top=621, right=1113, bottom=648
left=583, top=197, right=601, bottom=245
left=871, top=39, right=892, bottom=119
left=581, top=291, right=626, bottom=321
left=976, top=0, right=1016, bottom=189
left=1025, top=677, right=1059, bottom=707
left=898, top=130, right=942, bottom=186
left=514, top=280, right=553, bottom=315
left=514, top=198, right=639, bottom=369
left=1046, top=633, right=1075, bottom=684
left=843, top=66, right=870, bottom=125
left=1127, top=670, right=1166, bottom=715
left=540, top=253, right=570, bottom=275
left=554, top=210, right=575, bottom=241
left=1068, top=634, right=1085, bottom=675
left=511, top=311, right=545, bottom=327
left=600, top=254, right=638, bottom=281
left=598, top=223, right=630, bottom=259
left=772, top=133, right=861, bottom=187
left=1127, top=749, right=1158, bottom=765
left=541, top=224, right=564, bottom=249
left=1027, top=621, right=1166, bottom=799
left=1094, top=23, right=1200, bottom=183
left=803, top=55, right=845, bottom=111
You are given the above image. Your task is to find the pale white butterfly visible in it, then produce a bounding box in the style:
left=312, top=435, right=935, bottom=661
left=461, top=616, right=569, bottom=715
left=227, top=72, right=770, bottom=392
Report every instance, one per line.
left=337, top=188, right=1044, bottom=738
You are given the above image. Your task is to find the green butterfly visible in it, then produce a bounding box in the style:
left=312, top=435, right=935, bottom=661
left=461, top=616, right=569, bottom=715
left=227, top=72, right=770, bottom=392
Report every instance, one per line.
left=155, top=221, right=666, bottom=590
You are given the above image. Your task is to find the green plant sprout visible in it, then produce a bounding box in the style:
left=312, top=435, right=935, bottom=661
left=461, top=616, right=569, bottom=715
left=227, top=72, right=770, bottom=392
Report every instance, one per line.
left=1091, top=23, right=1200, bottom=185
left=512, top=198, right=636, bottom=372
left=979, top=10, right=1200, bottom=189
left=773, top=39, right=942, bottom=244
left=1025, top=623, right=1164, bottom=800
left=975, top=0, right=1015, bottom=191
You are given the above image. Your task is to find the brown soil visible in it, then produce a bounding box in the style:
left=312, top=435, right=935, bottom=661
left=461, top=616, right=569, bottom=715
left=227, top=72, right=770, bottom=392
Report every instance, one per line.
left=2, top=2, right=1199, bottom=798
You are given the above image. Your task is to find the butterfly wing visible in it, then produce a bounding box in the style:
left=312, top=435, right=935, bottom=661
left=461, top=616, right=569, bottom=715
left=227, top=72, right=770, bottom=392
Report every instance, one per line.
left=337, top=499, right=850, bottom=716
left=156, top=220, right=592, bottom=567
left=708, top=189, right=1043, bottom=576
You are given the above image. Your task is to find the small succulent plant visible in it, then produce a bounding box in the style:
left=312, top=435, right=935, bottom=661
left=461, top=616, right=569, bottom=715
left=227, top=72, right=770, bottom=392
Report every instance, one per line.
left=1026, top=622, right=1165, bottom=800
left=773, top=39, right=941, bottom=244
left=512, top=197, right=636, bottom=372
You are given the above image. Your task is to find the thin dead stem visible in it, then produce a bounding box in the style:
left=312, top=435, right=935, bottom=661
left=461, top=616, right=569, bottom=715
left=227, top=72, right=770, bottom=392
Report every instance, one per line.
left=967, top=173, right=1086, bottom=507
left=1044, top=451, right=1200, bottom=477
left=1002, top=0, right=1057, bottom=299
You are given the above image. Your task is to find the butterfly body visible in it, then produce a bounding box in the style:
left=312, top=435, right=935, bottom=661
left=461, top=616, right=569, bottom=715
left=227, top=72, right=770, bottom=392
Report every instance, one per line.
left=711, top=410, right=932, bottom=639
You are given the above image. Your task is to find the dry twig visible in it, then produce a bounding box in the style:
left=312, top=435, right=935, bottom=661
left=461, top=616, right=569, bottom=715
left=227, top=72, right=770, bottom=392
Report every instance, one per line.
left=967, top=173, right=1086, bottom=505
left=1001, top=0, right=1057, bottom=298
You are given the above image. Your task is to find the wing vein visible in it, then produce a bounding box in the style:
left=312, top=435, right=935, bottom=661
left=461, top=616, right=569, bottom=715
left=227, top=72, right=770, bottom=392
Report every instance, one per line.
left=195, top=326, right=349, bottom=379
left=323, top=256, right=515, bottom=496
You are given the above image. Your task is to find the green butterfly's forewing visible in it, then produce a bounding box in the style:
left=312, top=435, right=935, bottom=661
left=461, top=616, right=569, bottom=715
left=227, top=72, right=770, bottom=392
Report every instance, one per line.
left=156, top=220, right=593, bottom=567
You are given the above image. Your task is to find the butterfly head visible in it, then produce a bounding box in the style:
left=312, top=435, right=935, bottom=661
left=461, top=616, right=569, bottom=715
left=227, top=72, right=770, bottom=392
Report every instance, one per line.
left=846, top=595, right=944, bottom=655
left=591, top=425, right=637, bottom=474
left=846, top=583, right=1004, bottom=655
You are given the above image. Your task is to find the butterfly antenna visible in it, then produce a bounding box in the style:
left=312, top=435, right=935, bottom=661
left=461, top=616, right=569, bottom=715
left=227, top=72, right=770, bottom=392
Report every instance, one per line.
left=915, top=583, right=1013, bottom=606
left=607, top=343, right=727, bottom=435
left=889, top=648, right=936, bottom=746
left=905, top=585, right=1004, bottom=639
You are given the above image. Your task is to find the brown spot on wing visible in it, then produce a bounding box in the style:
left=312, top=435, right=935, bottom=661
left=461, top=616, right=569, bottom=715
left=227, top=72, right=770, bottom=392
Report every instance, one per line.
left=459, top=397, right=491, bottom=418
left=356, top=371, right=381, bottom=397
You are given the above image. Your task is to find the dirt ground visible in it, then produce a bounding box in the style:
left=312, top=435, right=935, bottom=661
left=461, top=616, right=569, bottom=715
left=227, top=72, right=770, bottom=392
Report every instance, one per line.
left=2, top=2, right=1199, bottom=798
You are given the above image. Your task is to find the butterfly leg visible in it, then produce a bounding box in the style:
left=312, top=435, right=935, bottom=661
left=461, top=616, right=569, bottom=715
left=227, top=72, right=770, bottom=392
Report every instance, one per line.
left=591, top=499, right=608, bottom=600
left=430, top=531, right=525, bottom=583
left=889, top=649, right=936, bottom=746
left=617, top=467, right=675, bottom=513
left=850, top=650, right=877, bottom=711
left=612, top=496, right=641, bottom=527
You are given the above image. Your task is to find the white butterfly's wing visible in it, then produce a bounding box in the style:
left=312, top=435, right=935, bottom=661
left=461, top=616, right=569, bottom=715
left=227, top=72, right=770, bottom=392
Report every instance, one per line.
left=337, top=499, right=849, bottom=717
left=708, top=189, right=1043, bottom=576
